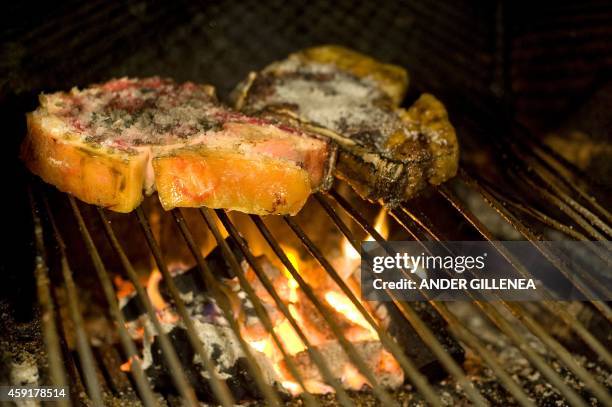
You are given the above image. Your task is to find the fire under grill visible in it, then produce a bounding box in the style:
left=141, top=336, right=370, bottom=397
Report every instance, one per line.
left=22, top=124, right=612, bottom=406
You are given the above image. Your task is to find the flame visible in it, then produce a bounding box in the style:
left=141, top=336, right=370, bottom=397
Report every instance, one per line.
left=146, top=269, right=166, bottom=311
left=146, top=269, right=178, bottom=324
left=120, top=356, right=138, bottom=372
left=114, top=275, right=135, bottom=300
left=274, top=318, right=306, bottom=355
left=116, top=218, right=401, bottom=394
left=281, top=381, right=303, bottom=395
left=282, top=246, right=301, bottom=303
left=324, top=291, right=375, bottom=335
left=340, top=208, right=389, bottom=271
left=371, top=208, right=390, bottom=240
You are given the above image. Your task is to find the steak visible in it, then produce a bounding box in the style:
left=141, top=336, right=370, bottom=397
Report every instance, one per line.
left=21, top=77, right=335, bottom=214
left=232, top=45, right=459, bottom=206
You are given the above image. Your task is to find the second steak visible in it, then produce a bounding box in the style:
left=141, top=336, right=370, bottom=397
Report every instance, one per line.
left=233, top=45, right=459, bottom=206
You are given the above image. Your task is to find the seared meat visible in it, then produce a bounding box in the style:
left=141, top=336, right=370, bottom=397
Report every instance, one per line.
left=21, top=77, right=335, bottom=214
left=233, top=45, right=459, bottom=206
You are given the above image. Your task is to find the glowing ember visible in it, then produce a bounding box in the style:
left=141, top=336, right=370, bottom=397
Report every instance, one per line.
left=324, top=291, right=375, bottom=335
left=120, top=356, right=139, bottom=372
left=273, top=318, right=306, bottom=355
left=341, top=363, right=369, bottom=389
left=146, top=269, right=165, bottom=310
left=281, top=381, right=303, bottom=395
left=116, top=227, right=403, bottom=397
left=114, top=275, right=135, bottom=300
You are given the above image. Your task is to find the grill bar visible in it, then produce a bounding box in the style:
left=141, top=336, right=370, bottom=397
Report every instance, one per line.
left=387, top=213, right=590, bottom=407
left=312, top=195, right=444, bottom=405
left=28, top=189, right=71, bottom=407
left=528, top=139, right=612, bottom=225
left=202, top=209, right=356, bottom=407
left=92, top=206, right=201, bottom=406
left=283, top=212, right=447, bottom=405
left=218, top=211, right=400, bottom=407
left=135, top=207, right=272, bottom=406
left=65, top=201, right=158, bottom=407
left=504, top=302, right=612, bottom=404
left=28, top=170, right=611, bottom=406
left=42, top=197, right=104, bottom=407
left=459, top=170, right=612, bottom=321
left=471, top=176, right=612, bottom=267
left=512, top=129, right=612, bottom=230
left=485, top=126, right=612, bottom=241
left=478, top=302, right=589, bottom=407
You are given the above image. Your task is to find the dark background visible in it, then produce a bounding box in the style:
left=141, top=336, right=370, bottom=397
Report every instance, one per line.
left=1, top=0, right=611, bottom=315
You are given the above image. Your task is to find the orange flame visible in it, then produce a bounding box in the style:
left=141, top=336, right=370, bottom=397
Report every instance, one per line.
left=324, top=291, right=375, bottom=335
left=282, top=246, right=301, bottom=303
left=120, top=356, right=138, bottom=372
left=340, top=208, right=389, bottom=274
left=371, top=208, right=390, bottom=240
left=114, top=275, right=135, bottom=300
left=146, top=269, right=178, bottom=324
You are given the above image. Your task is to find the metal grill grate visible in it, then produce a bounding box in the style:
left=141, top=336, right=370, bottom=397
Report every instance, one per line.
left=27, top=129, right=612, bottom=406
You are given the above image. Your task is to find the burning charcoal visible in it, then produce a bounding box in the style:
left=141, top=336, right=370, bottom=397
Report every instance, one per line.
left=142, top=322, right=287, bottom=403
left=284, top=340, right=403, bottom=391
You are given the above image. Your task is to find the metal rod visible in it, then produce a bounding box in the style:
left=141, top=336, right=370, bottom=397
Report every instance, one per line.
left=93, top=207, right=199, bottom=406
left=27, top=188, right=71, bottom=407
left=461, top=177, right=612, bottom=281
left=389, top=210, right=590, bottom=407
left=209, top=209, right=356, bottom=407
left=326, top=191, right=489, bottom=406
left=478, top=302, right=588, bottom=407
left=518, top=170, right=608, bottom=241
left=510, top=133, right=612, bottom=235
left=66, top=199, right=180, bottom=407
left=528, top=140, right=612, bottom=225
left=136, top=207, right=277, bottom=406
left=43, top=197, right=104, bottom=407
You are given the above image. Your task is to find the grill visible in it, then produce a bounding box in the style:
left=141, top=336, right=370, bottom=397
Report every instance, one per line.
left=26, top=133, right=611, bottom=406
left=3, top=1, right=612, bottom=406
